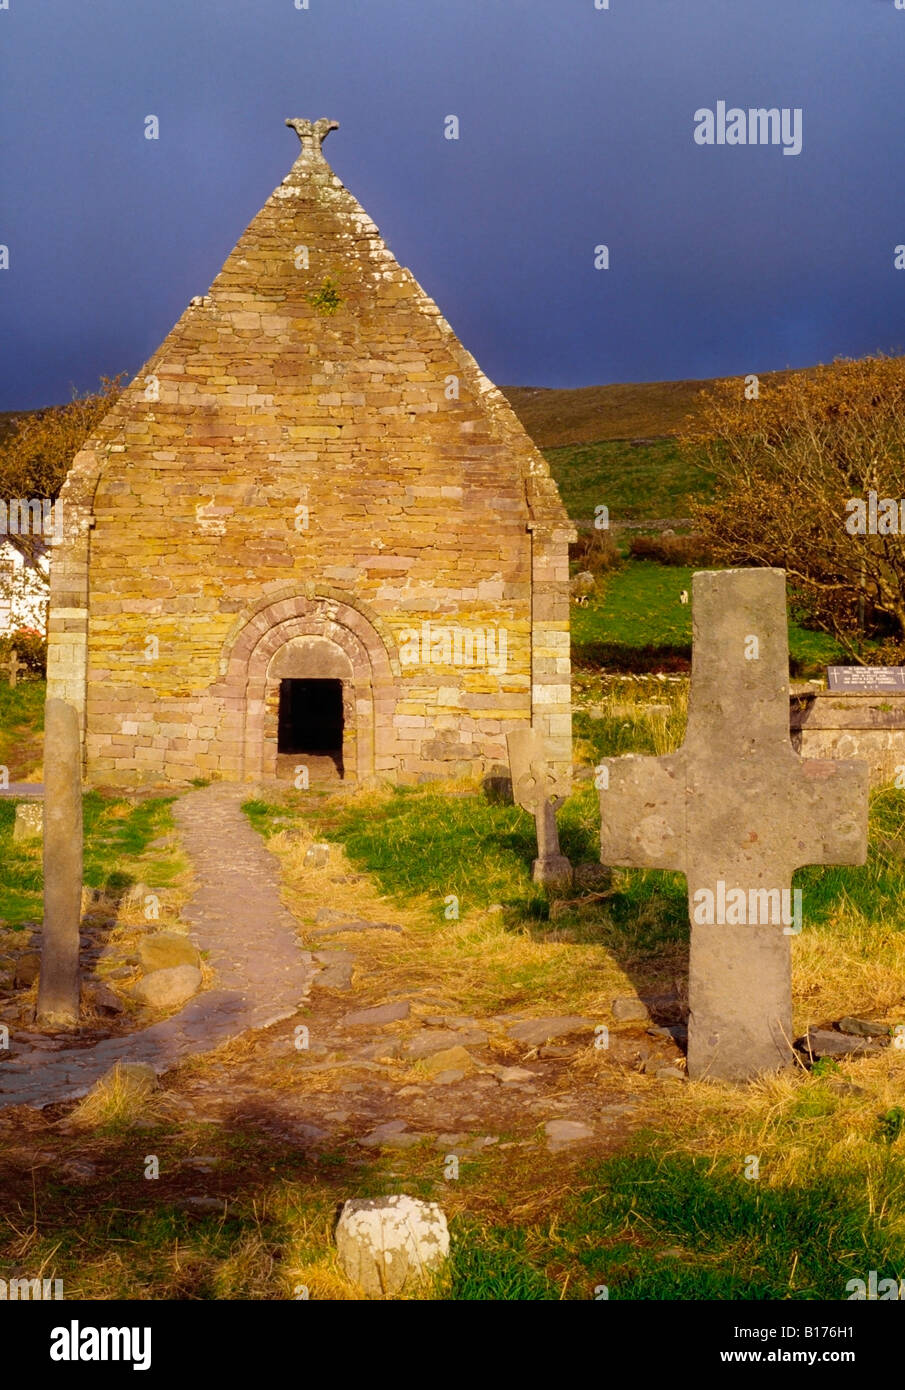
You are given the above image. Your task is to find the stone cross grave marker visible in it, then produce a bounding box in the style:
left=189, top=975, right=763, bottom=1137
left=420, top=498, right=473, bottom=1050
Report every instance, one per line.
left=36, top=698, right=83, bottom=1026
left=507, top=725, right=573, bottom=890
left=6, top=649, right=24, bottom=688
left=598, top=569, right=869, bottom=1082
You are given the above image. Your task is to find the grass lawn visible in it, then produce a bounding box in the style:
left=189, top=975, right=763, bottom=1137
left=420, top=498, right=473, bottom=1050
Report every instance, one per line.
left=545, top=438, right=713, bottom=521
left=0, top=792, right=183, bottom=927
left=0, top=678, right=45, bottom=781
left=572, top=560, right=845, bottom=675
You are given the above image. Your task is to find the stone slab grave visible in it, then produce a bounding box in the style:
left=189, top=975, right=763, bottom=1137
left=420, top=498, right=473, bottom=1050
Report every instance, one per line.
left=506, top=726, right=572, bottom=889
left=791, top=687, right=905, bottom=788
left=598, top=569, right=869, bottom=1082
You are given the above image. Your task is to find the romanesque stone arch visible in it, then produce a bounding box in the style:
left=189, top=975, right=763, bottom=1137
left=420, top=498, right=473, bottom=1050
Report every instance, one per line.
left=216, top=594, right=399, bottom=782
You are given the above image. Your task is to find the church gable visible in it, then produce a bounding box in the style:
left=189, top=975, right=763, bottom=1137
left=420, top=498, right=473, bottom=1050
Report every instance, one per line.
left=47, top=119, right=574, bottom=787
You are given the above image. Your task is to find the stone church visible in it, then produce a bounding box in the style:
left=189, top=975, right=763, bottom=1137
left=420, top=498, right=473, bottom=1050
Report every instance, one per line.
left=47, top=119, right=575, bottom=788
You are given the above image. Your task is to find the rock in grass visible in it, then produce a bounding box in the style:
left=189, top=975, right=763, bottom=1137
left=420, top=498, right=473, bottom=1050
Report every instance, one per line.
left=359, top=1119, right=409, bottom=1147
left=81, top=1061, right=158, bottom=1109
left=138, top=932, right=200, bottom=973
left=341, top=1000, right=409, bottom=1027
left=837, top=1016, right=889, bottom=1038
left=420, top=1045, right=477, bottom=1079
left=132, top=964, right=202, bottom=1010
left=797, top=1028, right=885, bottom=1060
left=72, top=1061, right=160, bottom=1130
left=13, top=952, right=41, bottom=988
left=647, top=1023, right=688, bottom=1043
left=314, top=964, right=354, bottom=990
left=506, top=1015, right=595, bottom=1046
left=544, top=1119, right=594, bottom=1150
left=334, top=1195, right=449, bottom=1298
left=113, top=1061, right=159, bottom=1091
left=573, top=863, right=613, bottom=891
left=495, top=1065, right=536, bottom=1084
left=84, top=981, right=124, bottom=1015
left=404, top=1028, right=488, bottom=1059
left=612, top=997, right=651, bottom=1023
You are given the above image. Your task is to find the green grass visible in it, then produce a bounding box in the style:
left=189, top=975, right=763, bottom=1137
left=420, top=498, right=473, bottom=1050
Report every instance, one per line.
left=0, top=678, right=44, bottom=779
left=445, top=1227, right=561, bottom=1300
left=572, top=561, right=845, bottom=674
left=545, top=438, right=713, bottom=521
left=794, top=783, right=905, bottom=933
left=0, top=793, right=181, bottom=926
left=312, top=785, right=596, bottom=921
left=559, top=1143, right=905, bottom=1299
left=443, top=1131, right=905, bottom=1300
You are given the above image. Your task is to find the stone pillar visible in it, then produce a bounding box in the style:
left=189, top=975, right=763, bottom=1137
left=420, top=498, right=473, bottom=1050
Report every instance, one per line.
left=46, top=479, right=95, bottom=768
left=36, top=698, right=83, bottom=1026
left=528, top=519, right=575, bottom=787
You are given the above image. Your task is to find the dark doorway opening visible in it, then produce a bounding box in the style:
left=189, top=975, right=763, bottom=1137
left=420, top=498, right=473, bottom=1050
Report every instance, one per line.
left=277, top=678, right=344, bottom=774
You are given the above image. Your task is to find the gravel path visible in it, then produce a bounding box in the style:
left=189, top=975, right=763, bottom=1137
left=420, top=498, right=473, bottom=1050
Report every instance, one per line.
left=0, top=783, right=314, bottom=1109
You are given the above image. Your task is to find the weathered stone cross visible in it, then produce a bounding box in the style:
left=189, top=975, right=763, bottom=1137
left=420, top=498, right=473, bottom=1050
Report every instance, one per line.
left=599, top=569, right=869, bottom=1082
left=6, top=649, right=24, bottom=688
left=507, top=725, right=573, bottom=890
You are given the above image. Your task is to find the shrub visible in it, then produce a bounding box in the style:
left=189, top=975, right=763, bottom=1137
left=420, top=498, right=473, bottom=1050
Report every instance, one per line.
left=627, top=532, right=716, bottom=566
left=684, top=353, right=905, bottom=659
left=570, top=527, right=622, bottom=576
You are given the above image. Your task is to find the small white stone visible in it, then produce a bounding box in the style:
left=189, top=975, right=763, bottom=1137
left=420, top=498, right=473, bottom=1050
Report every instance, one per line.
left=334, top=1195, right=449, bottom=1298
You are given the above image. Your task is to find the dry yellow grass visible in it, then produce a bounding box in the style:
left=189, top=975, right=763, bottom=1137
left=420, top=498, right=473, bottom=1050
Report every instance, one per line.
left=263, top=815, right=656, bottom=1025
left=69, top=1060, right=165, bottom=1130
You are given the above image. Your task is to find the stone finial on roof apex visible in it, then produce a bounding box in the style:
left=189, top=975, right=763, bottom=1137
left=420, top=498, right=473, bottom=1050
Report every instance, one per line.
left=285, top=117, right=339, bottom=160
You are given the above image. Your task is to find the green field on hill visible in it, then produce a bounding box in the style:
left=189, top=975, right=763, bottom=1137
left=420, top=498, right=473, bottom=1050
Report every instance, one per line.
left=543, top=438, right=713, bottom=522
left=572, top=561, right=843, bottom=675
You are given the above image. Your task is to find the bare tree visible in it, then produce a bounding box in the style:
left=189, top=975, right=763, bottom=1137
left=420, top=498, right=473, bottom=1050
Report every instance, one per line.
left=684, top=355, right=905, bottom=661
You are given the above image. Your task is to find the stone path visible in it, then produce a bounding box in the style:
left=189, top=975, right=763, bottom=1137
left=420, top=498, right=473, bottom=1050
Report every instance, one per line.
left=0, top=783, right=314, bottom=1109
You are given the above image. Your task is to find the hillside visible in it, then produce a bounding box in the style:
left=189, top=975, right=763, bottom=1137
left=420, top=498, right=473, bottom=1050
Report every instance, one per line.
left=501, top=367, right=806, bottom=449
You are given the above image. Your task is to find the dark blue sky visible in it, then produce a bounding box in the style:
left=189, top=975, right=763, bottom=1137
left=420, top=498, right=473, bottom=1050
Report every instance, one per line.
left=2, top=0, right=904, bottom=410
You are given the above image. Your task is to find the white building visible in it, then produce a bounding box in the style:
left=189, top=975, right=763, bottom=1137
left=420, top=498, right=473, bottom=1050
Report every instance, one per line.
left=0, top=537, right=49, bottom=636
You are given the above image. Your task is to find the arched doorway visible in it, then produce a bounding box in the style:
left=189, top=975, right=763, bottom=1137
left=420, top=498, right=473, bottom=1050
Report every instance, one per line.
left=267, top=636, right=357, bottom=781
left=217, top=592, right=399, bottom=784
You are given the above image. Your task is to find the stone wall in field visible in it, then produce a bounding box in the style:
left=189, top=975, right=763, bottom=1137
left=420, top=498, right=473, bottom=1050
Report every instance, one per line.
left=47, top=122, right=575, bottom=788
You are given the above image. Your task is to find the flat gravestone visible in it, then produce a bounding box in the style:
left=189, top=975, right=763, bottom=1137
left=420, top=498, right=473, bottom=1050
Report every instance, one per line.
left=599, top=569, right=869, bottom=1083
left=827, top=666, right=905, bottom=691
left=12, top=802, right=43, bottom=841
